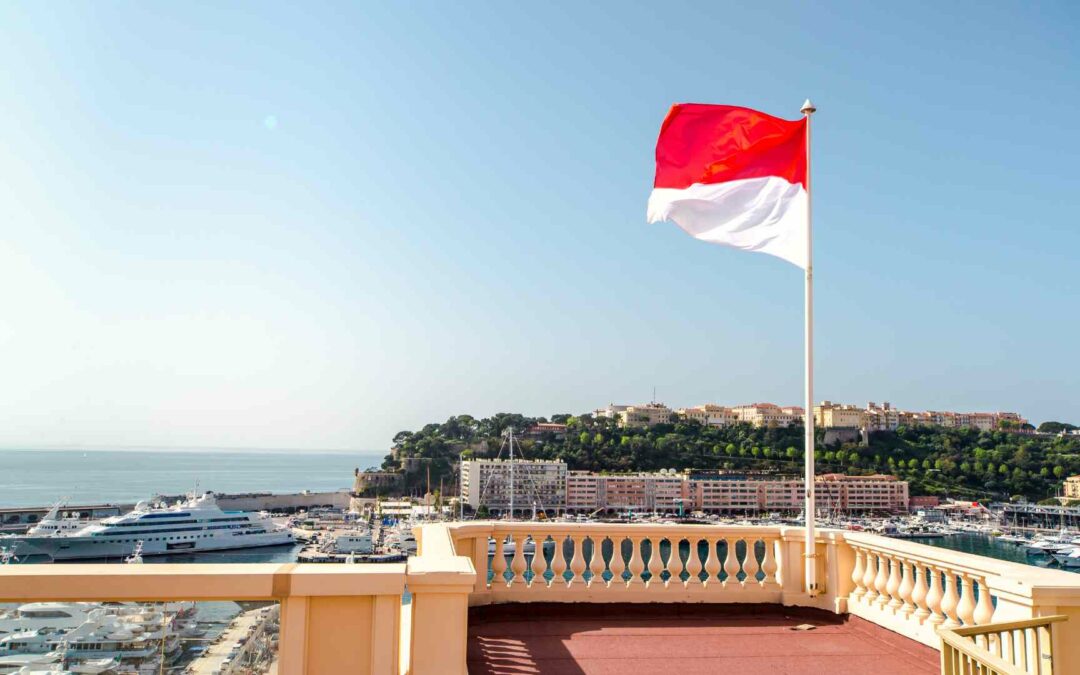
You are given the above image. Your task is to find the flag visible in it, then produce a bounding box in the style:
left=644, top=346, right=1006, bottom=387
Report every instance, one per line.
left=647, top=103, right=809, bottom=268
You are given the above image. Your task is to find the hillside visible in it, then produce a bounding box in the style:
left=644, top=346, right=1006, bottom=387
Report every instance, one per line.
left=381, top=413, right=1080, bottom=502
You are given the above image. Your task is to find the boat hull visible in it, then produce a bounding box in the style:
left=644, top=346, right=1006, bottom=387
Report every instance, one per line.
left=7, top=531, right=295, bottom=561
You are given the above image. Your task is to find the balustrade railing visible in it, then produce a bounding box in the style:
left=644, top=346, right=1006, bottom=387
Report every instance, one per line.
left=445, top=522, right=837, bottom=606
left=940, top=615, right=1066, bottom=675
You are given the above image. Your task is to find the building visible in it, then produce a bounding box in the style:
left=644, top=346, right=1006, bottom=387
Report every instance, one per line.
left=594, top=404, right=629, bottom=419
left=812, top=400, right=1029, bottom=433
left=1064, top=475, right=1080, bottom=500
left=731, top=403, right=803, bottom=427
left=566, top=471, right=600, bottom=511
left=617, top=403, right=675, bottom=428
left=814, top=401, right=866, bottom=429
left=561, top=469, right=907, bottom=514
left=521, top=422, right=568, bottom=440
left=460, top=459, right=567, bottom=513
left=677, top=404, right=738, bottom=427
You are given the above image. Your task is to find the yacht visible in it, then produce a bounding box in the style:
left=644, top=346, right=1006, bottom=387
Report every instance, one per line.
left=4, top=493, right=294, bottom=561
left=1052, top=548, right=1080, bottom=569
left=24, top=502, right=86, bottom=538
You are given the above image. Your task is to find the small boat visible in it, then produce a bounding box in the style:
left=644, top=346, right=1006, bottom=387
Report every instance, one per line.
left=124, top=541, right=144, bottom=564
left=1052, top=548, right=1080, bottom=569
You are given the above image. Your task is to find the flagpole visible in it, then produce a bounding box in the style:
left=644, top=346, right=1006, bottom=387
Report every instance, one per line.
left=801, top=98, right=818, bottom=596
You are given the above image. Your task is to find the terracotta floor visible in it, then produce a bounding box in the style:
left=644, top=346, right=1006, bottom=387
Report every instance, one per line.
left=467, top=603, right=939, bottom=675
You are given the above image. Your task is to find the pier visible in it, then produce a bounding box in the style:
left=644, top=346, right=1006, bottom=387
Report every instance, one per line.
left=187, top=606, right=279, bottom=675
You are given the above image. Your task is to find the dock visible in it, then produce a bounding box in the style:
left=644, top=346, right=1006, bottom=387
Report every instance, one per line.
left=186, top=606, right=278, bottom=675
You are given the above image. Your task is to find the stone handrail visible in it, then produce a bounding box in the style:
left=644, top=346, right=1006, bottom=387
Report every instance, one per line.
left=940, top=615, right=1067, bottom=675
left=842, top=531, right=1080, bottom=661
left=442, top=521, right=844, bottom=611
left=0, top=562, right=405, bottom=675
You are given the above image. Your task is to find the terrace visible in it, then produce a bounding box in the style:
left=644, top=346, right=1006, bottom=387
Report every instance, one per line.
left=2, top=522, right=1078, bottom=674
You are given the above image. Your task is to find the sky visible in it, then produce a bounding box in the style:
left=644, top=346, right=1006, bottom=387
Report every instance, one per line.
left=0, top=2, right=1077, bottom=452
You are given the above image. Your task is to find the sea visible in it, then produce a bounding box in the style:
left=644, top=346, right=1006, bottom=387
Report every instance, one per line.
left=0, top=447, right=385, bottom=508
left=1, top=447, right=385, bottom=565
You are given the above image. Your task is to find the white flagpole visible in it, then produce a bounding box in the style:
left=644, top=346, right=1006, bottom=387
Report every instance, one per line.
left=801, top=98, right=818, bottom=596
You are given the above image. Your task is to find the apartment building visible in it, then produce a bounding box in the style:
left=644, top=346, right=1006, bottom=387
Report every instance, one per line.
left=460, top=459, right=567, bottom=512
left=559, top=470, right=907, bottom=514
left=566, top=471, right=600, bottom=511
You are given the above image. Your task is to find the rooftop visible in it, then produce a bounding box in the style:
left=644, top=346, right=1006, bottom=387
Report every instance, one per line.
left=467, top=603, right=938, bottom=675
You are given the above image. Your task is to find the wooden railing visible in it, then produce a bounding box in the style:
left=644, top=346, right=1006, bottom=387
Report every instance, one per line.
left=940, top=615, right=1067, bottom=675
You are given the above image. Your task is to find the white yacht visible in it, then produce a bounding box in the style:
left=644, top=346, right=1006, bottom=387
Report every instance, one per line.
left=24, top=502, right=86, bottom=538
left=5, top=493, right=294, bottom=561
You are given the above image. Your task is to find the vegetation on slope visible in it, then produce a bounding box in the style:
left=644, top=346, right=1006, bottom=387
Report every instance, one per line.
left=381, top=413, right=1080, bottom=501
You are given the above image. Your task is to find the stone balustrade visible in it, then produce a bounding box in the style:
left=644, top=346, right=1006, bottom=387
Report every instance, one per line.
left=444, top=521, right=840, bottom=607
left=434, top=522, right=1080, bottom=664
left=0, top=562, right=405, bottom=675
left=2, top=523, right=1079, bottom=675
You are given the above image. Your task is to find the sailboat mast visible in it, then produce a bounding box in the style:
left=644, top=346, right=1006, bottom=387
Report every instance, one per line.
left=508, top=428, right=515, bottom=520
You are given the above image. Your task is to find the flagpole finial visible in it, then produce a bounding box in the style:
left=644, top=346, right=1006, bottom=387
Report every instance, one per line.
left=801, top=99, right=817, bottom=115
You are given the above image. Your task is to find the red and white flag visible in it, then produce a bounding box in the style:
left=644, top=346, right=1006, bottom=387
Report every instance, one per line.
left=647, top=103, right=809, bottom=268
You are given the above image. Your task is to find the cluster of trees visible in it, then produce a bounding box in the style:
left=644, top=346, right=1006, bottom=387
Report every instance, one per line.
left=383, top=413, right=1080, bottom=501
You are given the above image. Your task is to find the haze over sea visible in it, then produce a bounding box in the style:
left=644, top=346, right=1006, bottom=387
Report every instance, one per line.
left=0, top=448, right=385, bottom=508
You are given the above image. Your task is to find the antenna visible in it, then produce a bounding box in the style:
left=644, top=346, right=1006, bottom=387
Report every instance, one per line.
left=652, top=386, right=656, bottom=403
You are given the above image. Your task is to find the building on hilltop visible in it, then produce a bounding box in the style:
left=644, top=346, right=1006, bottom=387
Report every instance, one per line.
left=521, top=422, right=568, bottom=440
left=731, top=403, right=804, bottom=427
left=814, top=401, right=866, bottom=429
left=616, top=403, right=675, bottom=428
left=676, top=404, right=738, bottom=427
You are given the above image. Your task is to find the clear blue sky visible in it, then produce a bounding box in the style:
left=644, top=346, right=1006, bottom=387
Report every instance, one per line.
left=1, top=2, right=1077, bottom=451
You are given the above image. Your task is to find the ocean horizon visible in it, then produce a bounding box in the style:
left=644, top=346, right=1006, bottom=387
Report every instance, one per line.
left=0, top=448, right=386, bottom=508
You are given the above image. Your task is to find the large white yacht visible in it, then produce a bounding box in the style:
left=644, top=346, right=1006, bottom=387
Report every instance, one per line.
left=5, top=493, right=294, bottom=561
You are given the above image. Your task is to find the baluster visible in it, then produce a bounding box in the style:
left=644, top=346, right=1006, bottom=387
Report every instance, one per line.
left=662, top=538, right=679, bottom=588
left=910, top=562, right=930, bottom=623
left=743, top=539, right=761, bottom=586
left=956, top=574, right=976, bottom=626
left=973, top=576, right=994, bottom=625
left=850, top=547, right=866, bottom=600
left=761, top=538, right=778, bottom=587
left=873, top=553, right=890, bottom=607
left=646, top=537, right=664, bottom=589
left=925, top=566, right=945, bottom=626
left=885, top=556, right=903, bottom=610
left=703, top=537, right=722, bottom=588
left=939, top=569, right=960, bottom=628
left=529, top=535, right=547, bottom=589
left=723, top=538, right=741, bottom=587
left=550, top=533, right=568, bottom=587
left=510, top=532, right=527, bottom=586
left=862, top=551, right=879, bottom=604
left=627, top=537, right=645, bottom=587
left=685, top=537, right=703, bottom=586
left=568, top=535, right=587, bottom=587
left=897, top=558, right=915, bottom=617
left=491, top=536, right=508, bottom=587
left=609, top=536, right=627, bottom=587
left=588, top=536, right=607, bottom=588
